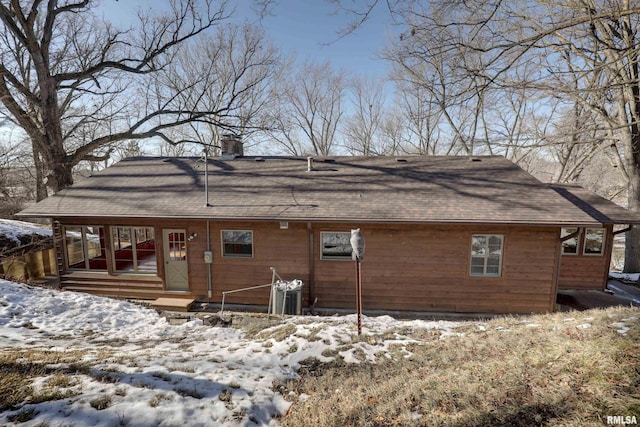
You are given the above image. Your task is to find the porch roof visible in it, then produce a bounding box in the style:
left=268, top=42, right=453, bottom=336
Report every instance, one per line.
left=550, top=184, right=640, bottom=225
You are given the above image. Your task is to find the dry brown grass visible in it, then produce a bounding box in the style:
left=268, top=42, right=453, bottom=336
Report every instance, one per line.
left=280, top=306, right=640, bottom=427
left=0, top=349, right=87, bottom=410
left=254, top=323, right=298, bottom=341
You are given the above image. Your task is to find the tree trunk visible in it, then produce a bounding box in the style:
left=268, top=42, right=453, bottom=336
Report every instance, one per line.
left=48, top=158, right=74, bottom=193
left=32, top=145, right=48, bottom=202
left=624, top=140, right=640, bottom=272
left=624, top=59, right=640, bottom=272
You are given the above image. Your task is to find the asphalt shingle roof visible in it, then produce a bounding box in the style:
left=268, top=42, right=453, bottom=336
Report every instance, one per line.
left=17, top=155, right=629, bottom=226
left=550, top=184, right=640, bottom=224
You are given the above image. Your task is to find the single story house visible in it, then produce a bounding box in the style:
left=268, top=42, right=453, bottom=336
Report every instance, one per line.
left=17, top=152, right=640, bottom=314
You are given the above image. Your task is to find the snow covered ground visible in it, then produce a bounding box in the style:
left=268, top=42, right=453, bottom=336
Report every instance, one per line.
left=0, top=279, right=463, bottom=426
left=0, top=218, right=51, bottom=244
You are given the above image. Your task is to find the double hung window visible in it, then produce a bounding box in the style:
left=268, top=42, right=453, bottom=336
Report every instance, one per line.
left=470, top=235, right=503, bottom=277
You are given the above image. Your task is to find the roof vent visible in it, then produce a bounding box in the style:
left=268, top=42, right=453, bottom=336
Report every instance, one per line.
left=470, top=157, right=482, bottom=162
left=323, top=158, right=336, bottom=163
left=395, top=158, right=408, bottom=163
left=254, top=157, right=265, bottom=162
left=307, top=156, right=314, bottom=172
left=161, top=158, right=172, bottom=163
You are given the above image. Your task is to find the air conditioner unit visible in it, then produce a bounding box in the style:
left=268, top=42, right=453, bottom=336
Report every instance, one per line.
left=272, top=280, right=303, bottom=315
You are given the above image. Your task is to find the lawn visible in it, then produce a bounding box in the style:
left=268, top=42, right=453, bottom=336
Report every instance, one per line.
left=280, top=308, right=640, bottom=426
left=0, top=278, right=638, bottom=426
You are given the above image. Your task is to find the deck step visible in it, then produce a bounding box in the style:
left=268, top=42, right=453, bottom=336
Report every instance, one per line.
left=150, top=297, right=194, bottom=312
left=62, top=280, right=163, bottom=289
left=62, top=285, right=158, bottom=297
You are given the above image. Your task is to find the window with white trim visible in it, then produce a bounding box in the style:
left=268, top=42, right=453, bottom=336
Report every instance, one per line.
left=561, top=228, right=579, bottom=255
left=583, top=228, right=605, bottom=255
left=111, top=226, right=156, bottom=273
left=470, top=235, right=503, bottom=277
left=221, top=230, right=253, bottom=257
left=63, top=226, right=107, bottom=270
left=320, top=232, right=352, bottom=260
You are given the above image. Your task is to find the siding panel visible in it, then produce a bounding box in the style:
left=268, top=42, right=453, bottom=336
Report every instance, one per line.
left=57, top=218, right=576, bottom=314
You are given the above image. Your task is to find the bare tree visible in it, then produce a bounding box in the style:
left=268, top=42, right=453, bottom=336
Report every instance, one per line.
left=339, top=0, right=640, bottom=272
left=0, top=0, right=261, bottom=198
left=343, top=76, right=390, bottom=155
left=393, top=81, right=443, bottom=155
left=267, top=60, right=345, bottom=156
left=0, top=131, right=34, bottom=217
left=157, top=22, right=284, bottom=155
left=379, top=110, right=406, bottom=155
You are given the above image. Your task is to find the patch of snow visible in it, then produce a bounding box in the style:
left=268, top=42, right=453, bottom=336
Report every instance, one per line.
left=0, top=278, right=469, bottom=426
left=563, top=318, right=575, bottom=322
left=611, top=322, right=630, bottom=335
left=0, top=218, right=51, bottom=243
left=576, top=323, right=592, bottom=329
left=526, top=323, right=540, bottom=328
left=439, top=331, right=466, bottom=339
left=298, top=393, right=310, bottom=403
left=609, top=272, right=640, bottom=282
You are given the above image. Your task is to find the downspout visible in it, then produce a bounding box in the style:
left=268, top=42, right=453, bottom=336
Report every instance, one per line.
left=207, top=220, right=212, bottom=301
left=613, top=225, right=633, bottom=236
left=307, top=222, right=316, bottom=311
left=602, top=224, right=615, bottom=290
left=204, top=148, right=210, bottom=207
left=204, top=146, right=212, bottom=300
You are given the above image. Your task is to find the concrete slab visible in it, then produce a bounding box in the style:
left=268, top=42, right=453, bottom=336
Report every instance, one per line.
left=557, top=279, right=640, bottom=311
left=557, top=290, right=635, bottom=311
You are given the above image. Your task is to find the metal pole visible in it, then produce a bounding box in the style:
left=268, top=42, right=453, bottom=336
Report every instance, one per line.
left=356, top=260, right=362, bottom=335
left=206, top=220, right=211, bottom=300
left=204, top=147, right=210, bottom=207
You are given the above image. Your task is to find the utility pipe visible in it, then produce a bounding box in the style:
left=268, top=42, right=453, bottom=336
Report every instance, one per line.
left=207, top=220, right=212, bottom=300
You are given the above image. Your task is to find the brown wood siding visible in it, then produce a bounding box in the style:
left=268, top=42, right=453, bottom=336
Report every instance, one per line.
left=209, top=221, right=310, bottom=306
left=312, top=224, right=558, bottom=314
left=56, top=218, right=564, bottom=314
left=558, top=225, right=612, bottom=291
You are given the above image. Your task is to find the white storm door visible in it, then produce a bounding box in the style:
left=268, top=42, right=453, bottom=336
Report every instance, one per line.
left=163, top=229, right=189, bottom=290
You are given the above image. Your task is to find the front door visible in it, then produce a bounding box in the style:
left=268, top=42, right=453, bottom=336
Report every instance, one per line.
left=163, top=229, right=189, bottom=290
